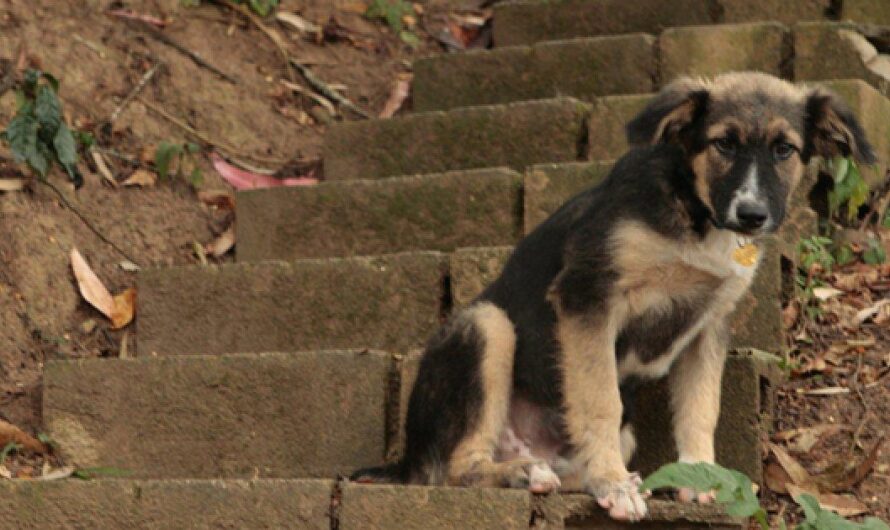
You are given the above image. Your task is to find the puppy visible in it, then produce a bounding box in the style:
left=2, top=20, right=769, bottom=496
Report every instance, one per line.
left=352, top=72, right=876, bottom=521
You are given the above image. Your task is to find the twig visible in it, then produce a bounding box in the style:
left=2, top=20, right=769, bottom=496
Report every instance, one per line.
left=136, top=96, right=287, bottom=165
left=210, top=0, right=371, bottom=119
left=289, top=59, right=371, bottom=119
left=109, top=63, right=161, bottom=123
left=132, top=22, right=239, bottom=84
left=37, top=179, right=142, bottom=266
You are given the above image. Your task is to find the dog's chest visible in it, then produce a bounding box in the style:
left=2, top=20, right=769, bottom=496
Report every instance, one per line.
left=615, top=229, right=759, bottom=380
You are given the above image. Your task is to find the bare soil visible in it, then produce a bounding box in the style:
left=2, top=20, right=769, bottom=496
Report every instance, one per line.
left=0, top=0, right=453, bottom=432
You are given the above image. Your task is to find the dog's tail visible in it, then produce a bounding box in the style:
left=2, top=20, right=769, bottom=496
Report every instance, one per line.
left=350, top=461, right=409, bottom=484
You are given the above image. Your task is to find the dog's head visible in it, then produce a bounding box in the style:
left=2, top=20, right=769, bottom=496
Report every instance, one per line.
left=626, top=72, right=876, bottom=235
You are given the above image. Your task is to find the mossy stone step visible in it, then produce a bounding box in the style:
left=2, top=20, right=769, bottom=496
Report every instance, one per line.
left=323, top=98, right=589, bottom=181
left=44, top=352, right=389, bottom=479
left=413, top=34, right=655, bottom=112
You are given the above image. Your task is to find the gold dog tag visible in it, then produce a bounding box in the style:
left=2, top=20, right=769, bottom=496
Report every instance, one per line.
left=732, top=243, right=759, bottom=267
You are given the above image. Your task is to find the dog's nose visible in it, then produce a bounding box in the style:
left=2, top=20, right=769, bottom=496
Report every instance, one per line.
left=736, top=202, right=768, bottom=230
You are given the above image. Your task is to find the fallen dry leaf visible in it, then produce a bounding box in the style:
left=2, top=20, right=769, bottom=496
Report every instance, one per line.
left=379, top=73, right=412, bottom=118
left=813, top=286, right=844, bottom=301
left=276, top=11, right=321, bottom=35
left=71, top=248, right=115, bottom=320
left=814, top=436, right=884, bottom=493
left=197, top=190, right=236, bottom=210
left=0, top=178, right=27, bottom=191
left=111, top=288, right=136, bottom=329
left=211, top=152, right=318, bottom=190
left=775, top=424, right=848, bottom=454
left=787, top=484, right=869, bottom=517
left=122, top=168, right=157, bottom=187
left=205, top=224, right=235, bottom=258
left=119, top=260, right=140, bottom=272
left=770, top=442, right=817, bottom=490
left=38, top=466, right=75, bottom=481
left=90, top=148, right=116, bottom=187
left=802, top=386, right=851, bottom=396
left=853, top=298, right=890, bottom=326
left=0, top=466, right=11, bottom=479
left=0, top=419, right=47, bottom=454
left=765, top=461, right=793, bottom=494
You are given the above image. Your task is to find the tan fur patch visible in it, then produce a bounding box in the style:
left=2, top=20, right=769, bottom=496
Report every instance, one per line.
left=669, top=324, right=727, bottom=464
left=557, top=312, right=628, bottom=482
left=447, top=302, right=517, bottom=485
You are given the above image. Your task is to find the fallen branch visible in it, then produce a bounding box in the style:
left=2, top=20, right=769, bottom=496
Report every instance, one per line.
left=289, top=58, right=371, bottom=119
left=109, top=62, right=161, bottom=123
left=136, top=96, right=287, bottom=165
left=38, top=179, right=142, bottom=267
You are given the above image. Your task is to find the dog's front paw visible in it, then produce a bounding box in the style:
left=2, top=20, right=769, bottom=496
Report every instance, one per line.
left=677, top=487, right=716, bottom=504
left=588, top=472, right=648, bottom=522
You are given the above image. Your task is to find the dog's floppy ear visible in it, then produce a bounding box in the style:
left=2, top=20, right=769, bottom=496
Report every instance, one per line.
left=626, top=77, right=709, bottom=146
left=803, top=88, right=877, bottom=164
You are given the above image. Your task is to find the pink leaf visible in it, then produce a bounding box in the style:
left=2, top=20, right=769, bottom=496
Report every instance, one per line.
left=211, top=152, right=318, bottom=190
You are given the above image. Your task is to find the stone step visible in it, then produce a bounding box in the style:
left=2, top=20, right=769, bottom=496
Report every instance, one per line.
left=492, top=0, right=870, bottom=46
left=415, top=22, right=789, bottom=112
left=323, top=98, right=589, bottom=181
left=795, top=22, right=890, bottom=98
left=44, top=352, right=390, bottom=480
left=137, top=251, right=445, bottom=356
left=0, top=479, right=334, bottom=529
left=0, top=479, right=742, bottom=529
left=236, top=168, right=523, bottom=262
left=413, top=34, right=656, bottom=112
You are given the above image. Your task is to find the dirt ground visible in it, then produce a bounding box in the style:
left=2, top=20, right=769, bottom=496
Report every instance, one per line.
left=0, top=0, right=461, bottom=432
left=1, top=0, right=889, bottom=525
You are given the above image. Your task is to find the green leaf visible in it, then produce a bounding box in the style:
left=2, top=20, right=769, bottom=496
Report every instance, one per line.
left=794, top=493, right=821, bottom=521
left=834, top=244, right=855, bottom=266
left=832, top=156, right=850, bottom=184
left=188, top=167, right=204, bottom=188
left=365, top=0, right=412, bottom=33
left=185, top=142, right=201, bottom=154
left=246, top=0, right=278, bottom=16
left=154, top=141, right=183, bottom=179
left=862, top=518, right=890, bottom=530
left=862, top=239, right=886, bottom=265
left=399, top=30, right=420, bottom=47
left=54, top=123, right=83, bottom=187
left=23, top=69, right=40, bottom=95
left=35, top=84, right=62, bottom=138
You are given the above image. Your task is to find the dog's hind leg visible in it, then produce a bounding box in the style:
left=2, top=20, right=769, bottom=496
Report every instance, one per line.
left=445, top=302, right=525, bottom=488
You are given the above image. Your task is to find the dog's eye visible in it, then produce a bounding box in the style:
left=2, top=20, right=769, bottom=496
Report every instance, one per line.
left=713, top=138, right=736, bottom=157
left=773, top=142, right=796, bottom=161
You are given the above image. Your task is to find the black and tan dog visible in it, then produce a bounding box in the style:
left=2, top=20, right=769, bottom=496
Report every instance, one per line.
left=352, top=72, right=876, bottom=521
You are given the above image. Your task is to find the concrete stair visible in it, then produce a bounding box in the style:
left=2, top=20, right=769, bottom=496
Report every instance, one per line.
left=19, top=1, right=890, bottom=527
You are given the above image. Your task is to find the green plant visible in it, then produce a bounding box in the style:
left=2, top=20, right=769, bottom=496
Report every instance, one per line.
left=0, top=69, right=83, bottom=187
left=365, top=0, right=420, bottom=47
left=154, top=141, right=203, bottom=188
left=828, top=157, right=869, bottom=223
left=862, top=237, right=887, bottom=265
left=641, top=462, right=889, bottom=530
left=799, top=235, right=836, bottom=274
